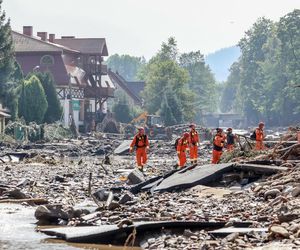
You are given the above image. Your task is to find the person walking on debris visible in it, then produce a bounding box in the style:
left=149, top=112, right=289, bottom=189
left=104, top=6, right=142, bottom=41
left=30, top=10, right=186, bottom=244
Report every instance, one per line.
left=255, top=122, right=265, bottom=150
left=189, top=124, right=199, bottom=164
left=129, top=127, right=149, bottom=172
left=226, top=128, right=237, bottom=151
left=176, top=132, right=190, bottom=168
left=211, top=128, right=226, bottom=164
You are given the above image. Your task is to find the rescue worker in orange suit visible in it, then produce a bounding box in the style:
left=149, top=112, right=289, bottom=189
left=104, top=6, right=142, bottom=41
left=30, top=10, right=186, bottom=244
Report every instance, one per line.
left=189, top=124, right=199, bottom=164
left=226, top=128, right=236, bottom=151
left=211, top=128, right=226, bottom=164
left=255, top=122, right=265, bottom=150
left=177, top=132, right=190, bottom=168
left=129, top=127, right=149, bottom=172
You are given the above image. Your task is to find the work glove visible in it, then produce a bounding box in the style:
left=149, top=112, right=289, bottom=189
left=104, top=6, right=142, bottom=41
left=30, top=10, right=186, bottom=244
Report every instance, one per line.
left=129, top=147, right=133, bottom=154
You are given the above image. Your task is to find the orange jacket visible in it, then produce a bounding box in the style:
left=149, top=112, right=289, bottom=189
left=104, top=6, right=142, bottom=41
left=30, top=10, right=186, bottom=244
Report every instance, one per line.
left=213, top=133, right=225, bottom=151
left=177, top=138, right=189, bottom=153
left=130, top=134, right=149, bottom=150
left=189, top=129, right=199, bottom=146
left=255, top=128, right=264, bottom=141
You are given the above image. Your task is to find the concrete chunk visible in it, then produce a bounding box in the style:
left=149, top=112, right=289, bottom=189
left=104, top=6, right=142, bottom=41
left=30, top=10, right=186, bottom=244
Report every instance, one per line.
left=127, top=169, right=145, bottom=185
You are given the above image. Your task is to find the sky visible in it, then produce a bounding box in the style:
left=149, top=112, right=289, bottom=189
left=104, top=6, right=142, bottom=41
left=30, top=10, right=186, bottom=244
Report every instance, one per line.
left=2, top=0, right=299, bottom=59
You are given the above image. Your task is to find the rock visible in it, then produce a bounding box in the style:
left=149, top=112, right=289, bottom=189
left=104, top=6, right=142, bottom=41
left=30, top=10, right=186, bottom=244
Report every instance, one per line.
left=190, top=235, right=198, bottom=240
left=54, top=175, right=65, bottom=182
left=108, top=201, right=121, bottom=210
left=264, top=189, right=281, bottom=200
left=93, top=189, right=109, bottom=201
left=35, top=205, right=69, bottom=223
left=277, top=213, right=298, bottom=223
left=269, top=225, right=290, bottom=238
left=223, top=232, right=239, bottom=242
left=127, top=169, right=145, bottom=185
left=119, top=193, right=133, bottom=205
left=4, top=166, right=11, bottom=171
left=8, top=189, right=27, bottom=199
left=183, top=229, right=197, bottom=237
left=235, top=238, right=246, bottom=245
left=147, top=238, right=156, bottom=245
left=291, top=187, right=300, bottom=197
left=16, top=178, right=30, bottom=187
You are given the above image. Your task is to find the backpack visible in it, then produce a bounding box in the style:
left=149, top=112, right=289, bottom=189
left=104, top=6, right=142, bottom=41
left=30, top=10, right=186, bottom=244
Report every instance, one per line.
left=135, top=135, right=147, bottom=147
left=174, top=138, right=181, bottom=149
left=250, top=130, right=256, bottom=141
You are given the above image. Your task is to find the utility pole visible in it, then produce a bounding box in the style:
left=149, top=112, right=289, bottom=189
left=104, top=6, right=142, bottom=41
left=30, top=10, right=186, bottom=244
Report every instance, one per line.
left=68, top=73, right=79, bottom=138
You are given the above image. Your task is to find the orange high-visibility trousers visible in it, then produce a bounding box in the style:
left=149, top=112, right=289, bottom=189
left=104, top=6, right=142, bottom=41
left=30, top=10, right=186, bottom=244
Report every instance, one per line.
left=136, top=148, right=147, bottom=167
left=227, top=144, right=234, bottom=151
left=178, top=151, right=187, bottom=168
left=189, top=145, right=198, bottom=162
left=255, top=141, right=264, bottom=150
left=211, top=150, right=222, bottom=164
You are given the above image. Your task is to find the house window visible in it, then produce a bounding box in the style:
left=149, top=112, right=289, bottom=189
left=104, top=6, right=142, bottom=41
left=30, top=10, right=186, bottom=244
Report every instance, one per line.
left=40, top=55, right=55, bottom=66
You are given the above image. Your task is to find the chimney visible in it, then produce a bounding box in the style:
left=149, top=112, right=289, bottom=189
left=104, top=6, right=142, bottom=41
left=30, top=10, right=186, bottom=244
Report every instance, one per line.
left=49, top=33, right=55, bottom=43
left=23, top=26, right=33, bottom=36
left=37, top=32, right=48, bottom=41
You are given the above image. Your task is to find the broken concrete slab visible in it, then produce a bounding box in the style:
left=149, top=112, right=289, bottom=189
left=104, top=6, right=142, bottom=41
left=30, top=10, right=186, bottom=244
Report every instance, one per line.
left=119, top=193, right=133, bottom=204
left=235, top=163, right=288, bottom=174
left=39, top=220, right=250, bottom=243
left=208, top=227, right=268, bottom=236
left=113, top=140, right=131, bottom=155
left=153, top=163, right=234, bottom=192
left=127, top=169, right=145, bottom=185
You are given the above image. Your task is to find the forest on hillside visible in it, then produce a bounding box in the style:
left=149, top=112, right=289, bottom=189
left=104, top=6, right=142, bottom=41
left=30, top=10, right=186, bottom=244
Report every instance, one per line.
left=108, top=9, right=300, bottom=127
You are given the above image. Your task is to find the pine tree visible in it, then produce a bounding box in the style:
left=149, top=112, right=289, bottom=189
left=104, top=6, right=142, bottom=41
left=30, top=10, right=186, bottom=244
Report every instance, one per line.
left=35, top=72, right=62, bottom=123
left=0, top=0, right=16, bottom=112
left=18, top=75, right=48, bottom=124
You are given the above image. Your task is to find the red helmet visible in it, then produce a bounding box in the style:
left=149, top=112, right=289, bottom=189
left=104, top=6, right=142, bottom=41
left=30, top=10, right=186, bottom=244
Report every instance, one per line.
left=227, top=128, right=232, bottom=131
left=258, top=122, right=265, bottom=127
left=138, top=127, right=144, bottom=131
left=183, top=132, right=190, bottom=138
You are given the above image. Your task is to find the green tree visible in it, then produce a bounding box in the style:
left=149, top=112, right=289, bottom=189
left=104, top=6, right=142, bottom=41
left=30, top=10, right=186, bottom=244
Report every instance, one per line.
left=139, top=37, right=195, bottom=122
left=179, top=51, right=217, bottom=117
left=106, top=54, right=145, bottom=81
left=112, top=95, right=133, bottom=123
left=35, top=72, right=62, bottom=123
left=0, top=0, right=21, bottom=118
left=276, top=9, right=300, bottom=124
left=18, top=75, right=48, bottom=124
left=220, top=61, right=241, bottom=113
left=160, top=87, right=183, bottom=125
left=238, top=17, right=274, bottom=124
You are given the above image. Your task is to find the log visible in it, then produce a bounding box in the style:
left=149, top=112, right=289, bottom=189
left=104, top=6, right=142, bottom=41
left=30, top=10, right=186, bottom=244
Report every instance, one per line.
left=0, top=198, right=48, bottom=205
left=281, top=144, right=300, bottom=160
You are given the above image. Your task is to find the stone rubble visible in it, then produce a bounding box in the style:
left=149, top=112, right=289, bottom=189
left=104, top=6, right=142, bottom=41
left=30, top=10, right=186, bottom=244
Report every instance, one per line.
left=0, top=128, right=299, bottom=249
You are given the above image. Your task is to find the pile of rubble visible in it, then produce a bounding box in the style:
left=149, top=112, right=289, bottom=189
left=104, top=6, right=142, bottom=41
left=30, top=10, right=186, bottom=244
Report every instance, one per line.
left=0, top=127, right=299, bottom=249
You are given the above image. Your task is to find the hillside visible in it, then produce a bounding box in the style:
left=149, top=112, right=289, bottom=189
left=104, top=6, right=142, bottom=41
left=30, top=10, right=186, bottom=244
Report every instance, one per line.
left=205, top=46, right=240, bottom=82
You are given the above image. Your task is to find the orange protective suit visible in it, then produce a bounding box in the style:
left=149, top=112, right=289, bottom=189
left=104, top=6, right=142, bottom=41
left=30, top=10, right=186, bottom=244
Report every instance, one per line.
left=130, top=133, right=149, bottom=169
left=211, top=133, right=225, bottom=164
left=177, top=137, right=189, bottom=168
left=255, top=128, right=264, bottom=150
left=189, top=129, right=199, bottom=164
